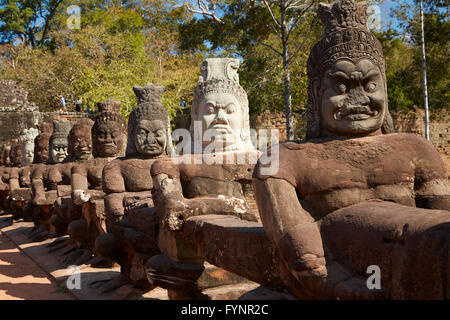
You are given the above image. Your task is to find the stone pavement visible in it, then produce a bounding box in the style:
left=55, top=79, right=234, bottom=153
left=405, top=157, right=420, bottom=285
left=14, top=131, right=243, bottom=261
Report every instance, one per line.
left=0, top=232, right=74, bottom=300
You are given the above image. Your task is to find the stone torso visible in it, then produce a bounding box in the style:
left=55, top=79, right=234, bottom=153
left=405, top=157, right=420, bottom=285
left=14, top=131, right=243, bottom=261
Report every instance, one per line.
left=104, top=158, right=156, bottom=193
left=256, top=133, right=447, bottom=219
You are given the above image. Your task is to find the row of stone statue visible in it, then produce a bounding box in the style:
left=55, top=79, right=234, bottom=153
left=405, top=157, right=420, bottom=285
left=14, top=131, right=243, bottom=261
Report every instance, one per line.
left=0, top=0, right=449, bottom=300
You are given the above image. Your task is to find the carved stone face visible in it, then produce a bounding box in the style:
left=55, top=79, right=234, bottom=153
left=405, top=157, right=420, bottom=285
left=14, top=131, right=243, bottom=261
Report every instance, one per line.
left=23, top=141, right=34, bottom=164
left=50, top=138, right=68, bottom=163
left=94, top=123, right=126, bottom=157
left=319, top=59, right=386, bottom=135
left=35, top=138, right=49, bottom=164
left=135, top=120, right=167, bottom=157
left=72, top=126, right=93, bottom=160
left=198, top=92, right=242, bottom=149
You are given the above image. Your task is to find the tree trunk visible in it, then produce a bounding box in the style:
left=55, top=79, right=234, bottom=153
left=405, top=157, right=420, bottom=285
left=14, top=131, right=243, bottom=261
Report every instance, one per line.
left=419, top=0, right=430, bottom=141
left=281, top=1, right=294, bottom=141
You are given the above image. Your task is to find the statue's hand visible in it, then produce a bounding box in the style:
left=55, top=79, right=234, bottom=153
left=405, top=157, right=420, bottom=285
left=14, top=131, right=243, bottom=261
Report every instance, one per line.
left=72, top=189, right=90, bottom=205
left=281, top=222, right=385, bottom=300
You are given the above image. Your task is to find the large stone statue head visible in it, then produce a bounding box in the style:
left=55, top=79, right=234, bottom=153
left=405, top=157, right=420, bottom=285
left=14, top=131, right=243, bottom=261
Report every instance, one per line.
left=91, top=101, right=127, bottom=158
left=127, top=83, right=173, bottom=158
left=48, top=120, right=71, bottom=164
left=67, top=118, right=94, bottom=162
left=306, top=0, right=394, bottom=139
left=33, top=123, right=52, bottom=164
left=191, top=58, right=254, bottom=152
left=21, top=128, right=39, bottom=166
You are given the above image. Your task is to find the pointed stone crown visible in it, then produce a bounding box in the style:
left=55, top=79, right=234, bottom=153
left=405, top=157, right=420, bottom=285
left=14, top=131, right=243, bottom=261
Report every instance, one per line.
left=50, top=120, right=71, bottom=142
left=308, top=0, right=384, bottom=79
left=193, top=58, right=248, bottom=110
left=127, top=83, right=172, bottom=156
left=94, top=100, right=127, bottom=128
left=132, top=84, right=167, bottom=122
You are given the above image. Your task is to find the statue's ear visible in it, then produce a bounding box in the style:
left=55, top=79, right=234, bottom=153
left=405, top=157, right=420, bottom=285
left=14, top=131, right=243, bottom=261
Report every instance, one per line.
left=311, top=77, right=321, bottom=114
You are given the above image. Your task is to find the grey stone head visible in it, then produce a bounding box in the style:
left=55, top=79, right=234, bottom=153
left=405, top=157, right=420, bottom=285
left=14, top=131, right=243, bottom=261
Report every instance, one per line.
left=191, top=58, right=254, bottom=152
left=306, top=0, right=394, bottom=139
left=48, top=120, right=71, bottom=164
left=20, top=128, right=39, bottom=166
left=127, top=83, right=173, bottom=157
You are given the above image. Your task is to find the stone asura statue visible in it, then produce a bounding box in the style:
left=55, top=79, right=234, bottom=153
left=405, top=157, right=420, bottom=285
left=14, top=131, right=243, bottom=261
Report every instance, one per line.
left=146, top=59, right=262, bottom=299
left=33, top=123, right=53, bottom=165
left=0, top=145, right=11, bottom=212
left=46, top=118, right=95, bottom=237
left=191, top=58, right=254, bottom=153
left=31, top=120, right=72, bottom=229
left=21, top=128, right=39, bottom=166
left=94, top=83, right=172, bottom=290
left=8, top=127, right=40, bottom=220
left=66, top=101, right=128, bottom=251
left=253, top=0, right=450, bottom=300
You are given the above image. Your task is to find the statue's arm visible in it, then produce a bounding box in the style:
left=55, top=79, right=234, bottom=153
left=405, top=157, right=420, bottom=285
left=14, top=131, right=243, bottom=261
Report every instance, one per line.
left=20, top=166, right=32, bottom=187
left=31, top=165, right=46, bottom=204
left=253, top=177, right=382, bottom=299
left=9, top=167, right=20, bottom=191
left=102, top=162, right=125, bottom=194
left=152, top=169, right=256, bottom=231
left=413, top=138, right=450, bottom=210
left=71, top=164, right=90, bottom=205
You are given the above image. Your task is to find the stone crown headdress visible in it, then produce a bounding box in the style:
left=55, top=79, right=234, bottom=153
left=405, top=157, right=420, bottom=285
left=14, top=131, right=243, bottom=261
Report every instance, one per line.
left=308, top=0, right=384, bottom=80
left=93, top=100, right=127, bottom=129
left=193, top=58, right=248, bottom=115
left=126, top=83, right=173, bottom=156
left=306, top=0, right=393, bottom=139
left=50, top=120, right=72, bottom=142
left=191, top=58, right=252, bottom=147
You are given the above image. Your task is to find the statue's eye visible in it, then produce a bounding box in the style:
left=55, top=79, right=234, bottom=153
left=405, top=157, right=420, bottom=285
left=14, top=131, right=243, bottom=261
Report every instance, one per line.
left=226, top=105, right=236, bottom=114
left=337, top=83, right=347, bottom=93
left=207, top=106, right=215, bottom=115
left=365, top=82, right=377, bottom=92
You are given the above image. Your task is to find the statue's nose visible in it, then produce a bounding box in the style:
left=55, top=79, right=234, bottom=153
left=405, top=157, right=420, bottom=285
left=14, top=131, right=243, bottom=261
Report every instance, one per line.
left=349, top=87, right=370, bottom=106
left=214, top=109, right=228, bottom=124
left=146, top=133, right=156, bottom=144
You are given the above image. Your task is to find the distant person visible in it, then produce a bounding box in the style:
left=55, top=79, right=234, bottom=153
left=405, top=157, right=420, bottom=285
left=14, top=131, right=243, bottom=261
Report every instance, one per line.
left=180, top=99, right=186, bottom=109
left=75, top=97, right=82, bottom=112
left=61, top=96, right=66, bottom=110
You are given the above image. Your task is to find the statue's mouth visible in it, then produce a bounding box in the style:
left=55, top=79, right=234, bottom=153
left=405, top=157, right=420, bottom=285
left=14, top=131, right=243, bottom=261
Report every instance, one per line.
left=335, top=105, right=379, bottom=121
left=102, top=143, right=116, bottom=150
left=143, top=144, right=161, bottom=152
left=211, top=125, right=232, bottom=135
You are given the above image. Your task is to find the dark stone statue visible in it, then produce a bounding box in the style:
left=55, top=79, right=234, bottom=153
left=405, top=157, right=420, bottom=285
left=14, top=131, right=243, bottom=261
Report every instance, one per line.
left=253, top=0, right=450, bottom=299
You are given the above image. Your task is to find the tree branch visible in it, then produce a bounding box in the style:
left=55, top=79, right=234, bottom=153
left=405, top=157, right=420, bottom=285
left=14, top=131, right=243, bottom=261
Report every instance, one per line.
left=262, top=0, right=282, bottom=28
left=286, top=0, right=314, bottom=40
left=256, top=40, right=283, bottom=56
left=184, top=0, right=225, bottom=24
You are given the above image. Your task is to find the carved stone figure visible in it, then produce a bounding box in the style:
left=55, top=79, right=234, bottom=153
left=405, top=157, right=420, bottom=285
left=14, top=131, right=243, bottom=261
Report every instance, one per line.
left=21, top=128, right=39, bottom=166
left=8, top=128, right=40, bottom=220
left=94, top=84, right=172, bottom=290
left=0, top=145, right=12, bottom=212
left=66, top=101, right=127, bottom=249
left=253, top=0, right=450, bottom=299
left=31, top=120, right=72, bottom=229
left=34, top=123, right=53, bottom=165
left=10, top=139, right=23, bottom=167
left=191, top=58, right=254, bottom=153
left=146, top=60, right=261, bottom=299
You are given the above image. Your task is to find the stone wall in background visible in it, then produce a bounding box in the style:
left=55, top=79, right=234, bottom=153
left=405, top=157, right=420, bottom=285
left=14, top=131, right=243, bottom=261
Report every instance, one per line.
left=0, top=111, right=95, bottom=147
left=0, top=80, right=38, bottom=111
